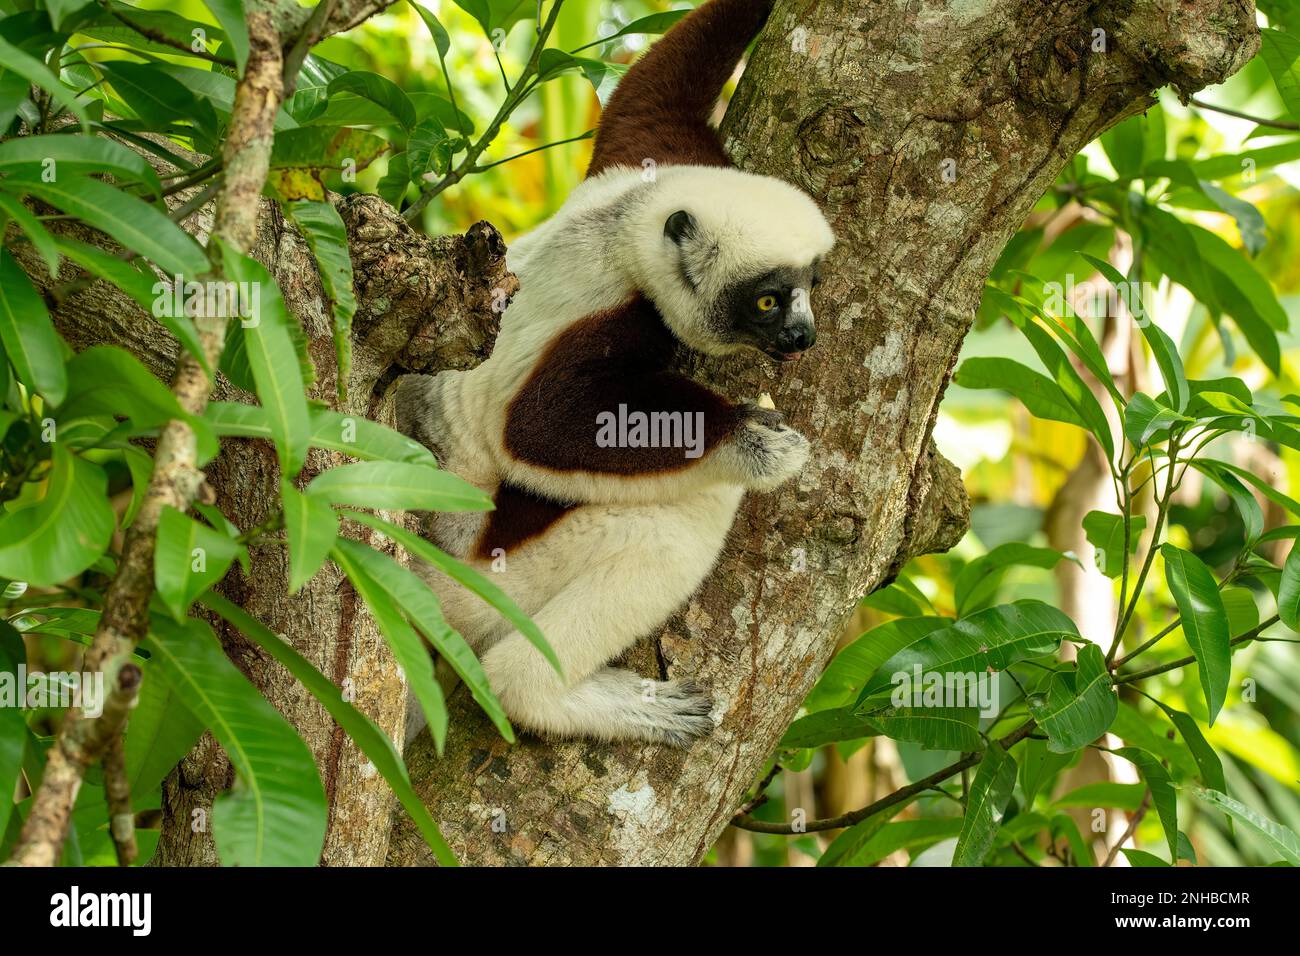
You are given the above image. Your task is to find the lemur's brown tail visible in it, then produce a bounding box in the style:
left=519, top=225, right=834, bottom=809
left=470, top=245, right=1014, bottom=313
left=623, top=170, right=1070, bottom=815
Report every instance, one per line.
left=585, top=0, right=774, bottom=177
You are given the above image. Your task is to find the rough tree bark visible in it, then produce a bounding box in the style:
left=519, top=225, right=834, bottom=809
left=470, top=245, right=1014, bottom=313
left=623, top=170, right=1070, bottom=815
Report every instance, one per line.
left=25, top=0, right=1258, bottom=866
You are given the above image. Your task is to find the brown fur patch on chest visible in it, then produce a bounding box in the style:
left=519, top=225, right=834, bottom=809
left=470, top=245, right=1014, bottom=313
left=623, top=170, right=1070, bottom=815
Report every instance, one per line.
left=474, top=482, right=574, bottom=560
left=503, top=296, right=742, bottom=475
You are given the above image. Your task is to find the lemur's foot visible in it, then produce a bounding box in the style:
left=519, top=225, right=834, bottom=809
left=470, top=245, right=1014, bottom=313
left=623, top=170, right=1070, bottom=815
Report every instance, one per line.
left=638, top=679, right=716, bottom=746
left=734, top=403, right=810, bottom=491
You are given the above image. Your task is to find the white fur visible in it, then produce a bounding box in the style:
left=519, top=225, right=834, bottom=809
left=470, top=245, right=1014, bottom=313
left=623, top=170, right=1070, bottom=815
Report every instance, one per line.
left=399, top=164, right=833, bottom=746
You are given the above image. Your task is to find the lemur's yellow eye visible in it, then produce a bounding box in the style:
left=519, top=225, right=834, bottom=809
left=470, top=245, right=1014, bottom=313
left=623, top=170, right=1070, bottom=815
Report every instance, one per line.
left=756, top=294, right=778, bottom=312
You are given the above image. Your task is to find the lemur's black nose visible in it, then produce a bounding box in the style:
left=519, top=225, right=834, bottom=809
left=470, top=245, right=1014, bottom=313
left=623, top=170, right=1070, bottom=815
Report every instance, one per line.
left=777, top=322, right=816, bottom=353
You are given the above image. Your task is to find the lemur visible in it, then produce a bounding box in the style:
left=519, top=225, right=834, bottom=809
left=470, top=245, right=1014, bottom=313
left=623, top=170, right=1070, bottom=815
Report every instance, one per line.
left=396, top=0, right=834, bottom=745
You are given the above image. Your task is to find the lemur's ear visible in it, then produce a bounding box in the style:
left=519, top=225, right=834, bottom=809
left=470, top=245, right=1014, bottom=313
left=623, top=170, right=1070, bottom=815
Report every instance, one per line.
left=664, top=210, right=697, bottom=244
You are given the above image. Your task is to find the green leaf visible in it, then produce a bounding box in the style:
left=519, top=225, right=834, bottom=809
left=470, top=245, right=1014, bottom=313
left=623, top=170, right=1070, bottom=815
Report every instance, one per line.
left=826, top=818, right=964, bottom=867
left=410, top=1, right=452, bottom=57
left=201, top=0, right=249, bottom=75
left=347, top=511, right=560, bottom=676
left=0, top=446, right=113, bottom=587
left=281, top=481, right=337, bottom=593
left=451, top=0, right=534, bottom=35
left=1101, top=114, right=1146, bottom=177
left=1118, top=746, right=1178, bottom=862
left=215, top=243, right=311, bottom=477
left=867, top=706, right=982, bottom=751
left=1027, top=643, right=1117, bottom=752
left=58, top=346, right=183, bottom=428
left=1189, top=139, right=1300, bottom=180
left=326, top=71, right=417, bottom=130
left=1051, top=781, right=1147, bottom=811
left=1199, top=181, right=1268, bottom=256
left=266, top=127, right=388, bottom=201
left=780, top=706, right=882, bottom=749
left=1191, top=787, right=1300, bottom=865
left=861, top=600, right=1076, bottom=699
left=0, top=32, right=89, bottom=130
left=283, top=200, right=356, bottom=401
left=204, top=402, right=435, bottom=466
left=952, top=744, right=1018, bottom=867
left=1139, top=207, right=1283, bottom=372
left=8, top=173, right=208, bottom=276
left=954, top=543, right=1075, bottom=614
left=1150, top=699, right=1225, bottom=792
left=0, top=626, right=26, bottom=838
left=331, top=539, right=448, bottom=752
left=201, top=592, right=457, bottom=866
left=376, top=150, right=411, bottom=207
left=1014, top=316, right=1115, bottom=460
left=143, top=616, right=327, bottom=867
left=98, top=60, right=218, bottom=141
left=1123, top=392, right=1189, bottom=446
left=329, top=537, right=512, bottom=742
left=1200, top=458, right=1300, bottom=519
left=1261, top=28, right=1300, bottom=124
left=536, top=50, right=626, bottom=98
left=0, top=191, right=60, bottom=275
left=1019, top=737, right=1074, bottom=807
left=125, top=663, right=206, bottom=796
left=1160, top=544, right=1231, bottom=725
left=1278, top=543, right=1300, bottom=631
left=0, top=247, right=67, bottom=404
left=816, top=802, right=909, bottom=867
left=154, top=506, right=244, bottom=621
left=805, top=616, right=950, bottom=712
left=307, top=461, right=491, bottom=512
left=569, top=10, right=690, bottom=53
left=1197, top=463, right=1264, bottom=546
left=1082, top=253, right=1189, bottom=412
left=1121, top=848, right=1171, bottom=867
left=1083, top=511, right=1147, bottom=579
left=954, top=356, right=1086, bottom=429
left=1221, top=585, right=1260, bottom=639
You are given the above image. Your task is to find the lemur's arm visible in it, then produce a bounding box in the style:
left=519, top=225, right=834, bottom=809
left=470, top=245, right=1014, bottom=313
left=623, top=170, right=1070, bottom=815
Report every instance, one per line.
left=501, top=297, right=807, bottom=505
left=586, top=0, right=774, bottom=175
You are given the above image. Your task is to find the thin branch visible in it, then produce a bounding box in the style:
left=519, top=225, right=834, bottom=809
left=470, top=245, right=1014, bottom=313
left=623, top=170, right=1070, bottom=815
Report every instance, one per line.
left=168, top=178, right=223, bottom=223
left=736, top=761, right=783, bottom=816
left=1116, top=615, right=1279, bottom=685
left=103, top=735, right=138, bottom=866
left=1189, top=97, right=1299, bottom=132
left=1102, top=788, right=1151, bottom=867
left=473, top=129, right=594, bottom=171
left=731, top=720, right=1037, bottom=835
left=1109, top=432, right=1182, bottom=664
left=403, top=0, right=565, bottom=222
left=282, top=0, right=342, bottom=94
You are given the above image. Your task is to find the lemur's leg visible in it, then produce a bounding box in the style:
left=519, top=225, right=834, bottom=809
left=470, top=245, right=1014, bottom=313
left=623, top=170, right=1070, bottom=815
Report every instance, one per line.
left=479, top=487, right=742, bottom=745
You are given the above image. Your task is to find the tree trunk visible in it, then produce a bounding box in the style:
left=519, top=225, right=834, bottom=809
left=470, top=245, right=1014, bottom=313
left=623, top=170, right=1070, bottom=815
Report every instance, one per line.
left=28, top=0, right=1258, bottom=867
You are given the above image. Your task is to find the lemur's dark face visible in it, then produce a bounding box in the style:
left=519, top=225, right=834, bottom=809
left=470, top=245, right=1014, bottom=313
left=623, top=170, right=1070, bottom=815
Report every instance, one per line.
left=661, top=210, right=828, bottom=361
left=718, top=262, right=822, bottom=362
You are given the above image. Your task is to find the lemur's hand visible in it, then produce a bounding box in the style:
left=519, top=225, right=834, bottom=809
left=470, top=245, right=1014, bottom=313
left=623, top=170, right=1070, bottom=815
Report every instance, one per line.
left=728, top=400, right=810, bottom=491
